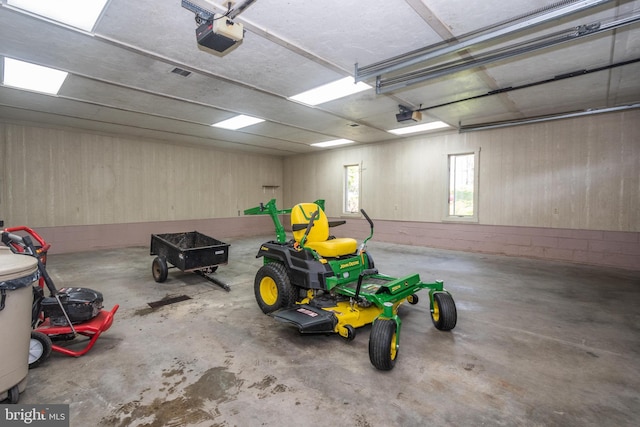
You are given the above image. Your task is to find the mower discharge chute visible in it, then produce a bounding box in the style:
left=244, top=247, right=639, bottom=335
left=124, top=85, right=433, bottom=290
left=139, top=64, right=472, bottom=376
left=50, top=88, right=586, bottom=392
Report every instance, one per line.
left=244, top=199, right=457, bottom=370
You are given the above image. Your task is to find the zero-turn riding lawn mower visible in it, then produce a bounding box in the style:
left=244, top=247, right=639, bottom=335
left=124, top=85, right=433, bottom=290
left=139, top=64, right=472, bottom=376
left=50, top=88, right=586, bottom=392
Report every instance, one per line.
left=244, top=199, right=457, bottom=370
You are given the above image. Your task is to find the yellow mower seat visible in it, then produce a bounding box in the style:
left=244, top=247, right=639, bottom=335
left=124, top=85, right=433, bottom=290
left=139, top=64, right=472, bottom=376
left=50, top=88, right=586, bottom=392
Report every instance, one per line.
left=291, top=203, right=358, bottom=258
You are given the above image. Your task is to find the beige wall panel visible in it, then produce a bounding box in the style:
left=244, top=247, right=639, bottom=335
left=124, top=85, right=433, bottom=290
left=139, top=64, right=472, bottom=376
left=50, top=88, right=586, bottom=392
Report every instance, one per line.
left=477, top=111, right=639, bottom=231
left=1, top=124, right=283, bottom=227
left=285, top=133, right=481, bottom=221
left=285, top=110, right=639, bottom=232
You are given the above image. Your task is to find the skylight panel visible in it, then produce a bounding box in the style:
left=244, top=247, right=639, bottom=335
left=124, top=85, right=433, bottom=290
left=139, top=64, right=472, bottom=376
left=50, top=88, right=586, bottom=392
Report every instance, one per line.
left=7, top=0, right=108, bottom=32
left=388, top=121, right=450, bottom=135
left=211, top=115, right=265, bottom=130
left=2, top=58, right=68, bottom=95
left=310, top=139, right=354, bottom=148
left=289, top=77, right=371, bottom=106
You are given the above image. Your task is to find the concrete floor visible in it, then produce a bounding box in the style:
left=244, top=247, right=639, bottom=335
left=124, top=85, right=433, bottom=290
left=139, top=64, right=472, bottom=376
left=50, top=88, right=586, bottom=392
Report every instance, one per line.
left=15, top=235, right=640, bottom=427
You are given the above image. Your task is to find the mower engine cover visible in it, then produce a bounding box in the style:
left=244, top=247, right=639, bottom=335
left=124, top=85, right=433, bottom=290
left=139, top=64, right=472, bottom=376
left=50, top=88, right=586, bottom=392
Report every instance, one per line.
left=41, top=287, right=104, bottom=326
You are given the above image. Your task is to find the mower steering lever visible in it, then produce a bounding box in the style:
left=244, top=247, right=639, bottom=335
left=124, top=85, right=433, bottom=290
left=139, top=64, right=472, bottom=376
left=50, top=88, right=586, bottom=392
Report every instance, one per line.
left=354, top=268, right=379, bottom=301
left=359, top=209, right=375, bottom=250
left=361, top=209, right=374, bottom=229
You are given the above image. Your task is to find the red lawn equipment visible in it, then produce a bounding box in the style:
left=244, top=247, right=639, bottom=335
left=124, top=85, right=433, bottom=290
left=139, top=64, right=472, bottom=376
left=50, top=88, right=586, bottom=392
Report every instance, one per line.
left=2, top=226, right=119, bottom=367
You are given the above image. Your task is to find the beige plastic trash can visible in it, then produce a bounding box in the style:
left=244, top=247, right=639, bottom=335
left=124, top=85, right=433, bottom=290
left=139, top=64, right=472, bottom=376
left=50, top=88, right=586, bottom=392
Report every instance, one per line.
left=0, top=246, right=39, bottom=403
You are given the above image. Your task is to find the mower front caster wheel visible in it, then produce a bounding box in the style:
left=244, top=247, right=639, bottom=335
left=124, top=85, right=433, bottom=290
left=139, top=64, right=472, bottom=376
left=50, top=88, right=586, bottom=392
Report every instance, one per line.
left=152, top=256, right=169, bottom=283
left=369, top=319, right=399, bottom=371
left=340, top=324, right=356, bottom=342
left=29, top=331, right=52, bottom=369
left=431, top=292, right=457, bottom=331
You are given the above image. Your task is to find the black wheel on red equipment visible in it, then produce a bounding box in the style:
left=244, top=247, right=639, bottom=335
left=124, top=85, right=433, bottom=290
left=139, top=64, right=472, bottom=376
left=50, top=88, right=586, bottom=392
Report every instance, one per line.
left=152, top=256, right=168, bottom=283
left=7, top=384, right=19, bottom=403
left=29, top=331, right=52, bottom=369
left=369, top=319, right=399, bottom=371
left=254, top=262, right=297, bottom=314
left=431, top=292, right=457, bottom=331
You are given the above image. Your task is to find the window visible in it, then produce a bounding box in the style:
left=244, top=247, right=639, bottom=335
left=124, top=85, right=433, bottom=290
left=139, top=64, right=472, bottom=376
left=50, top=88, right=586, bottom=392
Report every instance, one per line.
left=448, top=153, right=475, bottom=217
left=344, top=164, right=360, bottom=214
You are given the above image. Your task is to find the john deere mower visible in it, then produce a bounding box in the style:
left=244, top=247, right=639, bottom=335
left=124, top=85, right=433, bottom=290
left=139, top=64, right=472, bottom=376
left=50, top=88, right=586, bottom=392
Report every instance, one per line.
left=244, top=199, right=457, bottom=370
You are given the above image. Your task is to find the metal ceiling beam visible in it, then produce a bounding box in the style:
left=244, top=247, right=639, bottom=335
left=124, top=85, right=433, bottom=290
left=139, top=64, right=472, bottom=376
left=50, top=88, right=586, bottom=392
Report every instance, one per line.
left=415, top=57, right=640, bottom=112
left=228, top=0, right=259, bottom=20
left=458, top=103, right=640, bottom=132
left=377, top=12, right=640, bottom=94
left=355, top=0, right=613, bottom=82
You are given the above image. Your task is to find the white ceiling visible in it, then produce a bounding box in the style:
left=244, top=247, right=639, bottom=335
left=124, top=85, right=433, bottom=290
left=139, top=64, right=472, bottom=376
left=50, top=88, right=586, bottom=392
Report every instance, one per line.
left=1, top=0, right=639, bottom=156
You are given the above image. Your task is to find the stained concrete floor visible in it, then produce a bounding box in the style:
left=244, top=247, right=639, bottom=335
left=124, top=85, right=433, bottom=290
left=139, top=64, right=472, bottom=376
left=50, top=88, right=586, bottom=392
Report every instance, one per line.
left=14, top=234, right=640, bottom=427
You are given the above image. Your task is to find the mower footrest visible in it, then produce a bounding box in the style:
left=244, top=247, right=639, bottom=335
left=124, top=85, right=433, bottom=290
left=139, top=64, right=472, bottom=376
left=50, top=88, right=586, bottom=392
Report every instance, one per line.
left=272, top=305, right=337, bottom=334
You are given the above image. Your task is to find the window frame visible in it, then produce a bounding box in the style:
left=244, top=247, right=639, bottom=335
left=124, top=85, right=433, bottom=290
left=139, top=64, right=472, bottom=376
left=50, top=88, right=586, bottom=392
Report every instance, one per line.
left=343, top=163, right=361, bottom=215
left=445, top=150, right=479, bottom=222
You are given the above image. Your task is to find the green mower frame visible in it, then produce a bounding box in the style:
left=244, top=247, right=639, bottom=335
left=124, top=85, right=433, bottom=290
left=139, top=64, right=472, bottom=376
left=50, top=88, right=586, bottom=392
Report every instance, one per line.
left=244, top=199, right=457, bottom=370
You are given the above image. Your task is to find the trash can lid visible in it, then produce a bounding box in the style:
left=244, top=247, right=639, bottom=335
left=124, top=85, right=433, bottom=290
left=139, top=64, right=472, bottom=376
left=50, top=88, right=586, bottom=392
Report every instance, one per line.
left=0, top=249, right=39, bottom=289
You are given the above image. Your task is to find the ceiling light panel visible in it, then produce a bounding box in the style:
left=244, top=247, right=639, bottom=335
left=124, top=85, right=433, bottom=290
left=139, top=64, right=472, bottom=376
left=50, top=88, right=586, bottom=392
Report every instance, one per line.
left=2, top=58, right=68, bottom=94
left=212, top=114, right=265, bottom=130
left=289, top=77, right=371, bottom=106
left=7, top=0, right=108, bottom=32
left=310, top=139, right=354, bottom=148
left=388, top=121, right=450, bottom=135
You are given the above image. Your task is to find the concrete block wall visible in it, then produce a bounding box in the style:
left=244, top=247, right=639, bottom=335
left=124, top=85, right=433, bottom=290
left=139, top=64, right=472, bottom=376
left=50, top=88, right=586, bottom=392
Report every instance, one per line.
left=15, top=214, right=639, bottom=271
left=27, top=215, right=275, bottom=254
left=336, top=218, right=640, bottom=271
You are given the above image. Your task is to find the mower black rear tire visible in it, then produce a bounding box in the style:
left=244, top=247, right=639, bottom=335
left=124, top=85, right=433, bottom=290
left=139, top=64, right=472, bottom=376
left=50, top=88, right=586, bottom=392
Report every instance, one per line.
left=254, top=262, right=297, bottom=314
left=364, top=251, right=375, bottom=270
left=431, top=292, right=457, bottom=331
left=152, top=256, right=169, bottom=283
left=29, top=331, right=52, bottom=369
left=369, top=319, right=398, bottom=371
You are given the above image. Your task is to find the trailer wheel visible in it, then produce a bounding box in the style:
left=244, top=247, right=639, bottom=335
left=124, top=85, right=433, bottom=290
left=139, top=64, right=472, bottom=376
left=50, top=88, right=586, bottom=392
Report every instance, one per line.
left=29, top=331, right=52, bottom=369
left=431, top=292, right=457, bottom=331
left=254, top=262, right=297, bottom=314
left=369, top=319, right=398, bottom=371
left=152, top=256, right=169, bottom=283
left=407, top=294, right=419, bottom=305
